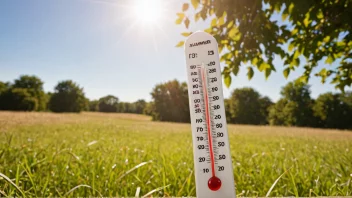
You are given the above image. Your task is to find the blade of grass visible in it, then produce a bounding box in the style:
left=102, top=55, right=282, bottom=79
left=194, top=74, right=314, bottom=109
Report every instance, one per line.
left=266, top=166, right=293, bottom=197
left=64, top=184, right=103, bottom=197
left=117, top=160, right=152, bottom=181
left=177, top=170, right=193, bottom=197
left=135, top=187, right=140, bottom=197
left=288, top=167, right=299, bottom=197
left=0, top=189, right=7, bottom=197
left=0, top=172, right=26, bottom=197
left=141, top=184, right=170, bottom=198
left=21, top=161, right=37, bottom=196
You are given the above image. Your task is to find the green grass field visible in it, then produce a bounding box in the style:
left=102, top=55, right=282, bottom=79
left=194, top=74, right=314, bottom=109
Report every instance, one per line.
left=0, top=112, right=351, bottom=197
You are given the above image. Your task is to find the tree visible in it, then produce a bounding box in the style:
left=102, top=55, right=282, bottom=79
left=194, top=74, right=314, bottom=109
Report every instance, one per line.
left=227, top=87, right=270, bottom=125
left=143, top=102, right=155, bottom=116
left=224, top=99, right=231, bottom=123
left=269, top=81, right=315, bottom=126
left=134, top=99, right=147, bottom=114
left=150, top=80, right=190, bottom=122
left=259, top=96, right=274, bottom=125
left=98, top=95, right=118, bottom=112
left=48, top=80, right=87, bottom=113
left=12, top=75, right=47, bottom=111
left=313, top=93, right=352, bottom=129
left=2, top=88, right=38, bottom=111
left=89, top=100, right=99, bottom=112
left=0, top=81, right=10, bottom=110
left=119, top=102, right=136, bottom=113
left=177, top=0, right=352, bottom=90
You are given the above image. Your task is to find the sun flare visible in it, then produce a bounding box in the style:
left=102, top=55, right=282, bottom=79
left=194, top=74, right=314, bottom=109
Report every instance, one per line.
left=132, top=0, right=164, bottom=25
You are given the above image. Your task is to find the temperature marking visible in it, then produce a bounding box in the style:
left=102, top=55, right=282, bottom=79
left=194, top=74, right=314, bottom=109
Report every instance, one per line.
left=200, top=65, right=222, bottom=191
left=200, top=65, right=215, bottom=177
left=184, top=31, right=236, bottom=198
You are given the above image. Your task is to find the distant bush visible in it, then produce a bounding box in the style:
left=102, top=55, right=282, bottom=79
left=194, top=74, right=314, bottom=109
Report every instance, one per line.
left=98, top=95, right=119, bottom=112
left=149, top=80, right=190, bottom=122
left=313, top=93, right=352, bottom=129
left=49, top=80, right=87, bottom=113
left=269, top=81, right=315, bottom=127
left=227, top=87, right=272, bottom=125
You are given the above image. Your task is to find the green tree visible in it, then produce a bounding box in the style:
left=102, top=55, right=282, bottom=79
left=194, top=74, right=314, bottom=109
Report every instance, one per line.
left=259, top=96, right=274, bottom=124
left=2, top=88, right=38, bottom=111
left=143, top=102, right=155, bottom=116
left=48, top=80, right=87, bottom=113
left=228, top=87, right=270, bottom=125
left=269, top=81, right=315, bottom=126
left=89, top=100, right=99, bottom=112
left=224, top=98, right=231, bottom=123
left=313, top=93, right=352, bottom=129
left=98, top=95, right=118, bottom=112
left=150, top=80, right=190, bottom=122
left=134, top=99, right=147, bottom=114
left=122, top=102, right=136, bottom=113
left=13, top=75, right=47, bottom=111
left=0, top=81, right=11, bottom=110
left=177, top=0, right=352, bottom=90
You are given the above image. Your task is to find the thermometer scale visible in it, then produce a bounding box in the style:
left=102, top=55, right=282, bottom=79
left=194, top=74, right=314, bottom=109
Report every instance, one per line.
left=184, top=31, right=236, bottom=198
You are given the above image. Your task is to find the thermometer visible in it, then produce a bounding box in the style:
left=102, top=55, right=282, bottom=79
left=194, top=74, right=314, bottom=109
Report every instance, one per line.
left=184, top=31, right=236, bottom=198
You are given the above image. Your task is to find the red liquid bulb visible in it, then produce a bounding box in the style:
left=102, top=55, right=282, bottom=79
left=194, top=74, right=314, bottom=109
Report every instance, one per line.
left=208, top=176, right=222, bottom=191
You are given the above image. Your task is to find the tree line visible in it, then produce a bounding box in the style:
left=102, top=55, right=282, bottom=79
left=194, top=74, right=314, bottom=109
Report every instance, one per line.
left=1, top=75, right=351, bottom=129
left=147, top=80, right=352, bottom=130
left=0, top=75, right=146, bottom=114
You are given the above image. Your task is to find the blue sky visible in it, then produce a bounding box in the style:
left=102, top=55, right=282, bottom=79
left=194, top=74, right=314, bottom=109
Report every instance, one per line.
left=0, top=0, right=348, bottom=102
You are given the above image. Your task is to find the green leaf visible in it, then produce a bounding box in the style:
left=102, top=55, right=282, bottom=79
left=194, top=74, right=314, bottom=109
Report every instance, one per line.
left=176, top=13, right=185, bottom=18
left=191, top=0, right=199, bottom=9
left=224, top=74, right=232, bottom=88
left=247, top=67, right=254, bottom=80
left=228, top=26, right=239, bottom=39
left=317, top=9, right=323, bottom=19
left=283, top=68, right=290, bottom=79
left=251, top=57, right=258, bottom=66
left=225, top=52, right=233, bottom=59
left=288, top=43, right=294, bottom=52
left=325, top=55, right=334, bottom=64
left=282, top=12, right=288, bottom=21
left=293, top=50, right=300, bottom=60
left=175, top=13, right=185, bottom=24
left=259, top=62, right=270, bottom=71
left=288, top=3, right=294, bottom=14
left=303, top=13, right=310, bottom=27
left=175, top=18, right=183, bottom=24
left=182, top=3, right=189, bottom=12
left=227, top=21, right=234, bottom=29
left=184, top=17, right=190, bottom=28
left=218, top=13, right=226, bottom=26
left=232, top=65, right=239, bottom=75
left=195, top=13, right=201, bottom=22
left=175, top=41, right=184, bottom=47
left=303, top=18, right=309, bottom=27
left=323, top=36, right=331, bottom=43
left=211, top=18, right=217, bottom=27
left=274, top=3, right=281, bottom=12
left=181, top=32, right=192, bottom=37
left=233, top=33, right=241, bottom=41
left=291, top=28, right=298, bottom=35
left=318, top=68, right=327, bottom=83
left=265, top=68, right=271, bottom=80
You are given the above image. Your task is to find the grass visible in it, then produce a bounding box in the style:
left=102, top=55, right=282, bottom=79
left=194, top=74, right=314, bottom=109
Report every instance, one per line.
left=0, top=112, right=351, bottom=197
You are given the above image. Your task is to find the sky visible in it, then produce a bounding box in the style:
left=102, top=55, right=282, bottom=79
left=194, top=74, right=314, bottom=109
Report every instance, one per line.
left=0, top=0, right=349, bottom=102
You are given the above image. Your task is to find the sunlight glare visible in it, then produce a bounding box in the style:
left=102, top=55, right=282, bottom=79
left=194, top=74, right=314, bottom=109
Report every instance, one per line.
left=132, top=0, right=163, bottom=25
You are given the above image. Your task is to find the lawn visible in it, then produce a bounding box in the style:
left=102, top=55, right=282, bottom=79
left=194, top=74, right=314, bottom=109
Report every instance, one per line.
left=0, top=112, right=351, bottom=197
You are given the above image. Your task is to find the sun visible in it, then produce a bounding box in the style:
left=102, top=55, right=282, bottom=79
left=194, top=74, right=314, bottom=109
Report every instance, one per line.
left=132, top=0, right=164, bottom=25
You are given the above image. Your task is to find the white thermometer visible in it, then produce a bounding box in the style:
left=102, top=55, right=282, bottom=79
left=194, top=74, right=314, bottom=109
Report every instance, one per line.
left=184, top=31, right=236, bottom=198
